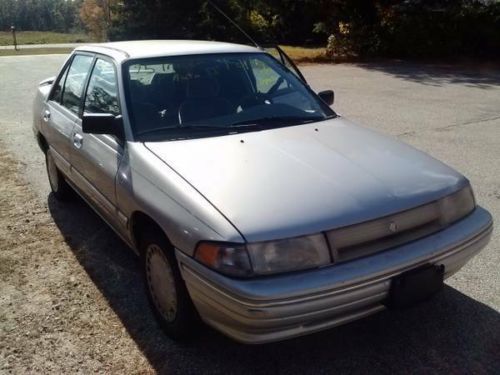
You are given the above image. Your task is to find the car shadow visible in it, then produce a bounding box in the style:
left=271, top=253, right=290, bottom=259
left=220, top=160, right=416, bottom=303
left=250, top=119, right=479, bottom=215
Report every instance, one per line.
left=48, top=194, right=500, bottom=374
left=352, top=61, right=500, bottom=89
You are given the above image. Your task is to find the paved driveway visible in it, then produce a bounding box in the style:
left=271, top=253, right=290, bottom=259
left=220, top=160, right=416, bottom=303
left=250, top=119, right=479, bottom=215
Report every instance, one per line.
left=0, top=54, right=499, bottom=373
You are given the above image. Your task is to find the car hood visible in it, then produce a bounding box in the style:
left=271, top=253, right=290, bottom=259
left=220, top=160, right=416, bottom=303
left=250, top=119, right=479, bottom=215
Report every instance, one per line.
left=145, top=117, right=466, bottom=242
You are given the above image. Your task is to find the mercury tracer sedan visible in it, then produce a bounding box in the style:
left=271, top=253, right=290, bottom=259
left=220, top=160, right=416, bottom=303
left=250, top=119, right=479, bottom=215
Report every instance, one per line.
left=32, top=40, right=493, bottom=344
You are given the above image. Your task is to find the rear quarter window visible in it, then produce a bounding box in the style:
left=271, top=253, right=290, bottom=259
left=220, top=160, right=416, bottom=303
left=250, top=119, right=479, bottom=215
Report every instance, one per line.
left=50, top=64, right=70, bottom=103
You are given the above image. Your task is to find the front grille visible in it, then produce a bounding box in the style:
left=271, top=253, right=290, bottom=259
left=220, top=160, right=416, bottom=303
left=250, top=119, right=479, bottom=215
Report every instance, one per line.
left=326, top=200, right=446, bottom=263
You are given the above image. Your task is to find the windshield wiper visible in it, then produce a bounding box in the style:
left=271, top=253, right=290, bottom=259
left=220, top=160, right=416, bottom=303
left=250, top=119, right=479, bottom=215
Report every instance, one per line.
left=137, top=115, right=335, bottom=138
left=137, top=125, right=229, bottom=137
left=230, top=116, right=324, bottom=128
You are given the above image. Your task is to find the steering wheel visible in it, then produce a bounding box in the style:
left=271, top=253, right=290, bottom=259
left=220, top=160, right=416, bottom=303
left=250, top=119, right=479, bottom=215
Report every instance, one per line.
left=266, top=77, right=285, bottom=96
left=239, top=77, right=287, bottom=110
left=239, top=92, right=270, bottom=110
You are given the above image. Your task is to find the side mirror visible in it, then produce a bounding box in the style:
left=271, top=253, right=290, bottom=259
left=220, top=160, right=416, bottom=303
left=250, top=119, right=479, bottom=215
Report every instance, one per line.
left=318, top=90, right=334, bottom=106
left=82, top=113, right=124, bottom=140
left=40, top=76, right=55, bottom=86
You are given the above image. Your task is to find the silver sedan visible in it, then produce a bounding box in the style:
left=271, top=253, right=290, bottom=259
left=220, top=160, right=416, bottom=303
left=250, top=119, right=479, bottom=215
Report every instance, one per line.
left=32, top=40, right=493, bottom=344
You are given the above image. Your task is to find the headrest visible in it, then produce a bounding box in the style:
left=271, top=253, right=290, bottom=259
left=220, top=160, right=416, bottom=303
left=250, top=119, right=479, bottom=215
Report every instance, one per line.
left=151, top=73, right=173, bottom=88
left=186, top=76, right=219, bottom=99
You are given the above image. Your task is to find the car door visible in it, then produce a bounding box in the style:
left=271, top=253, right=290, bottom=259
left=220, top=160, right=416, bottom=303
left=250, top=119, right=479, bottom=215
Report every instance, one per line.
left=70, top=56, right=124, bottom=222
left=42, top=53, right=94, bottom=176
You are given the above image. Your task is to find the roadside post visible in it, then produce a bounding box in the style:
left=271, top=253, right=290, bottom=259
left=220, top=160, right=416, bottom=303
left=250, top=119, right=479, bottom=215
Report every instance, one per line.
left=11, top=26, right=18, bottom=51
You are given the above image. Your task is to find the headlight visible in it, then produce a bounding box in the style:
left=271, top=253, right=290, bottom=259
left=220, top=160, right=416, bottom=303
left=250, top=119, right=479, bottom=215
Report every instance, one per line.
left=194, top=242, right=252, bottom=278
left=195, top=234, right=331, bottom=277
left=246, top=234, right=331, bottom=275
left=439, top=185, right=476, bottom=225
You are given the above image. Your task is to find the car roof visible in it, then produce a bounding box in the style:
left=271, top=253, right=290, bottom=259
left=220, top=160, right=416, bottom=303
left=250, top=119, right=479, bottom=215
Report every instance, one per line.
left=74, top=40, right=262, bottom=62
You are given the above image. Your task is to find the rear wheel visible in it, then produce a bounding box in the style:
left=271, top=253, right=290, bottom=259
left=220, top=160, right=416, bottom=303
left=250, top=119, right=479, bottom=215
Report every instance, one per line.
left=141, top=229, right=199, bottom=340
left=45, top=149, right=72, bottom=201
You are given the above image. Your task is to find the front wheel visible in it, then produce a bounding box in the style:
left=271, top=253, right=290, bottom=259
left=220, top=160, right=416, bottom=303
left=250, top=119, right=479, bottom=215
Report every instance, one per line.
left=45, top=149, right=72, bottom=201
left=142, top=230, right=200, bottom=340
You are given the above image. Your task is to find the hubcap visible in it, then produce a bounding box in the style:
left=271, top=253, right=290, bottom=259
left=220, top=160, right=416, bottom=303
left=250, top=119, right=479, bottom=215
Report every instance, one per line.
left=47, top=153, right=59, bottom=192
left=145, top=244, right=178, bottom=322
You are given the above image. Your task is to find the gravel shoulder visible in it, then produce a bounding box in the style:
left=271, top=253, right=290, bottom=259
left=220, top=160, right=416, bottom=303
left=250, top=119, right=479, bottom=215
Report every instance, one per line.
left=0, top=146, right=153, bottom=373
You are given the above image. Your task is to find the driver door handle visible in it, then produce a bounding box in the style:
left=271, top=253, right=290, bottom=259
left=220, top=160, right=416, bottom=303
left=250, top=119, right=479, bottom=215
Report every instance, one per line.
left=73, top=133, right=83, bottom=149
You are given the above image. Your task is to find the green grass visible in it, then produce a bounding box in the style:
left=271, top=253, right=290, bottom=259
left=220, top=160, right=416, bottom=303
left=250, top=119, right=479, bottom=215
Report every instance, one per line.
left=0, top=31, right=91, bottom=46
left=0, top=47, right=73, bottom=57
left=281, top=46, right=331, bottom=64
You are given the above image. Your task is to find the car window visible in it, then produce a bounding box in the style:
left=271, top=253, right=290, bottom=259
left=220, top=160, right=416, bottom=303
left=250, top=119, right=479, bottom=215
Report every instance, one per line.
left=125, top=53, right=334, bottom=141
left=126, top=57, right=254, bottom=131
left=50, top=63, right=70, bottom=103
left=84, top=59, right=120, bottom=116
left=61, top=54, right=94, bottom=114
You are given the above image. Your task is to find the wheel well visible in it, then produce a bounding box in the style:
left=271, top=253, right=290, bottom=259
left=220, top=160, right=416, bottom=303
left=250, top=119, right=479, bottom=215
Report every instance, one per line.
left=130, top=212, right=171, bottom=253
left=37, top=132, right=49, bottom=154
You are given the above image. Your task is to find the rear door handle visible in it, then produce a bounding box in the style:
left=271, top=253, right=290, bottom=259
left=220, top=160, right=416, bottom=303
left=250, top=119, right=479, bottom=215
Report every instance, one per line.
left=73, top=133, right=83, bottom=149
left=43, top=110, right=51, bottom=122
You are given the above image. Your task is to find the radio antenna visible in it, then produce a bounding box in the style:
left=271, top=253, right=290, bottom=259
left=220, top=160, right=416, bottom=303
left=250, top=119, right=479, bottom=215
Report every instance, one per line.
left=207, top=0, right=261, bottom=49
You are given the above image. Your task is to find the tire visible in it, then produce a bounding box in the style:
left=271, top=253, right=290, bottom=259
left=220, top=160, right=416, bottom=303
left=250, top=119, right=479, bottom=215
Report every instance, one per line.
left=45, top=149, right=73, bottom=201
left=141, top=229, right=200, bottom=341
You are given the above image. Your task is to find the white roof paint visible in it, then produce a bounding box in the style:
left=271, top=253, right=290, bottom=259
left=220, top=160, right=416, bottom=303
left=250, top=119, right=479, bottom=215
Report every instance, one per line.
left=75, top=40, right=261, bottom=61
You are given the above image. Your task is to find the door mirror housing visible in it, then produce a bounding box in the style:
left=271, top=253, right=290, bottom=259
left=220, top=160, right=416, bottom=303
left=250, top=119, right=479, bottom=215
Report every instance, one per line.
left=318, top=90, right=334, bottom=106
left=82, top=113, right=124, bottom=140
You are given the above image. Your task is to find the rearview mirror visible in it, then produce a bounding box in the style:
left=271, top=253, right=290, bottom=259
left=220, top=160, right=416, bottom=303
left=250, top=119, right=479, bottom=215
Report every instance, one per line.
left=318, top=90, right=335, bottom=106
left=82, top=113, right=124, bottom=140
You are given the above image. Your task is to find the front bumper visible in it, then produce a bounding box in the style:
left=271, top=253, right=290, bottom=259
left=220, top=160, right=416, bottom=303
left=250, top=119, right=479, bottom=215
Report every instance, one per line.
left=177, top=207, right=493, bottom=344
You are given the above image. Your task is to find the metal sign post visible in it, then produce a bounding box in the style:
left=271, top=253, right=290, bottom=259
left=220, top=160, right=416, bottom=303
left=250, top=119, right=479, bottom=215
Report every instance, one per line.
left=11, top=26, right=18, bottom=51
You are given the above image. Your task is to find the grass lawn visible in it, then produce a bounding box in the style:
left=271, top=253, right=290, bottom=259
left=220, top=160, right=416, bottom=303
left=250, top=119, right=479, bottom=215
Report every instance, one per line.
left=0, top=47, right=73, bottom=57
left=0, top=31, right=91, bottom=46
left=281, top=46, right=330, bottom=64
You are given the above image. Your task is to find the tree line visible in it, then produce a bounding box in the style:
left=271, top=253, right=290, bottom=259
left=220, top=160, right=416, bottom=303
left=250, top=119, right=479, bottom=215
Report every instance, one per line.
left=109, top=0, right=500, bottom=59
left=0, top=0, right=83, bottom=33
left=1, top=0, right=499, bottom=58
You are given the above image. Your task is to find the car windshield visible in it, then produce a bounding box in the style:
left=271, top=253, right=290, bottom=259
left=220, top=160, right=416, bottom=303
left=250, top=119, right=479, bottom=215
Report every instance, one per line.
left=124, top=53, right=336, bottom=141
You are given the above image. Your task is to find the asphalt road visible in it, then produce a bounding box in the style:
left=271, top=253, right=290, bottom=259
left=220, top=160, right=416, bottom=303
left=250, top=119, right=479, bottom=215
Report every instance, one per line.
left=0, top=54, right=499, bottom=373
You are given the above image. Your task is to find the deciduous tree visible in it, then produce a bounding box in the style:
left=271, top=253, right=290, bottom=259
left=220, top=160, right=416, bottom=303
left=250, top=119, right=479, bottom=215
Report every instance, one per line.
left=79, top=0, right=107, bottom=40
